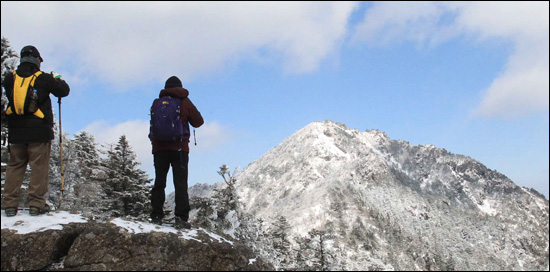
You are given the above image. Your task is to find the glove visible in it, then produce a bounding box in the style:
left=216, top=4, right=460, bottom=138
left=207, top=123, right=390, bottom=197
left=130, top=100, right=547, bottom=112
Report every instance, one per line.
left=50, top=71, right=62, bottom=79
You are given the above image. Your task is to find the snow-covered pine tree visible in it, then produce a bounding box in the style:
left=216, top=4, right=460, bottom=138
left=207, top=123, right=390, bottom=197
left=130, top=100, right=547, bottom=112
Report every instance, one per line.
left=101, top=135, right=152, bottom=219
left=189, top=165, right=240, bottom=235
left=73, top=131, right=102, bottom=179
left=68, top=131, right=107, bottom=215
left=190, top=195, right=215, bottom=228
left=48, top=120, right=78, bottom=210
left=1, top=37, right=18, bottom=80
left=213, top=165, right=238, bottom=211
left=294, top=233, right=313, bottom=270
left=234, top=212, right=275, bottom=268
left=1, top=37, right=19, bottom=192
left=270, top=215, right=292, bottom=268
left=294, top=228, right=336, bottom=271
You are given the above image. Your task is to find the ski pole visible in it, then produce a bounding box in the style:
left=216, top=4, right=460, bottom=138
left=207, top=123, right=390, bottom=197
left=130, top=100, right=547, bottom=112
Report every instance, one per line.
left=58, top=97, right=64, bottom=210
left=193, top=129, right=197, bottom=145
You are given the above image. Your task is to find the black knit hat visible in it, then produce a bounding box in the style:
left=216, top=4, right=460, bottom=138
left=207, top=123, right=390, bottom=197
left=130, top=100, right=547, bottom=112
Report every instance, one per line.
left=20, top=45, right=43, bottom=62
left=165, top=76, right=182, bottom=88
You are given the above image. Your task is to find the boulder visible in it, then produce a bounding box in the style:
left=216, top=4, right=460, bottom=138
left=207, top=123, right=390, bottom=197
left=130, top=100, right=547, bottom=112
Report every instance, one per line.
left=1, top=220, right=272, bottom=271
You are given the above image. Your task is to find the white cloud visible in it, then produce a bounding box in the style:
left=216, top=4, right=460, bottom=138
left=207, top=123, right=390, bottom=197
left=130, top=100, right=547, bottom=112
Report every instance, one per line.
left=82, top=120, right=153, bottom=173
left=1, top=1, right=358, bottom=89
left=351, top=2, right=458, bottom=46
left=352, top=1, right=549, bottom=118
left=81, top=120, right=230, bottom=175
left=191, top=121, right=230, bottom=153
left=456, top=2, right=549, bottom=118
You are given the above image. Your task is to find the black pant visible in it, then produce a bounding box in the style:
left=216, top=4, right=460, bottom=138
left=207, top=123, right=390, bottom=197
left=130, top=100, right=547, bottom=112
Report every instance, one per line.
left=151, top=150, right=190, bottom=221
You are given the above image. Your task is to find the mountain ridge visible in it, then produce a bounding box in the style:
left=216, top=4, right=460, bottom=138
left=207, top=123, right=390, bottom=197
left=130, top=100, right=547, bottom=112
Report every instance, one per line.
left=232, top=120, right=549, bottom=270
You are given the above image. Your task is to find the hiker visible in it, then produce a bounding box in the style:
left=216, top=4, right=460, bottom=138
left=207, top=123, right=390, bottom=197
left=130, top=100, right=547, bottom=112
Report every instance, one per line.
left=149, top=76, right=204, bottom=229
left=1, top=45, right=70, bottom=216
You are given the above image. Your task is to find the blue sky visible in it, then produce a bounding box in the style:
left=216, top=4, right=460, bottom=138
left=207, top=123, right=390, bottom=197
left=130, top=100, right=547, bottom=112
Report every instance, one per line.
left=2, top=2, right=548, bottom=198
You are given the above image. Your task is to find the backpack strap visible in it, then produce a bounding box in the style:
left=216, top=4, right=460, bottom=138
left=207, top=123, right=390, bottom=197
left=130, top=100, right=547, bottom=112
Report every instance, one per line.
left=6, top=71, right=44, bottom=118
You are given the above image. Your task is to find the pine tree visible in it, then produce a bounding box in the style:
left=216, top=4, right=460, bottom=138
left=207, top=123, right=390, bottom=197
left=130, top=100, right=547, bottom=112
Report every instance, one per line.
left=190, top=165, right=240, bottom=234
left=271, top=215, right=292, bottom=268
left=69, top=131, right=107, bottom=215
left=1, top=36, right=18, bottom=81
left=48, top=121, right=82, bottom=211
left=1, top=37, right=18, bottom=138
left=101, top=135, right=152, bottom=219
left=73, top=131, right=103, bottom=180
left=214, top=165, right=239, bottom=211
left=1, top=36, right=19, bottom=190
left=295, top=234, right=313, bottom=270
left=48, top=125, right=66, bottom=209
left=295, top=228, right=335, bottom=271
left=190, top=196, right=215, bottom=229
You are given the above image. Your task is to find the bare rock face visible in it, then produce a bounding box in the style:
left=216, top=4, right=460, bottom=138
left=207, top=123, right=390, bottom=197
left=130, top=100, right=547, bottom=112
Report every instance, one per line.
left=1, top=220, right=272, bottom=271
left=2, top=222, right=84, bottom=271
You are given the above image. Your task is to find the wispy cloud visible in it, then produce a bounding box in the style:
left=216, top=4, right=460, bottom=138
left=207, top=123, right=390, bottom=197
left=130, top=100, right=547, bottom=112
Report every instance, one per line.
left=3, top=2, right=546, bottom=118
left=457, top=2, right=549, bottom=118
left=352, top=1, right=549, bottom=118
left=1, top=2, right=358, bottom=89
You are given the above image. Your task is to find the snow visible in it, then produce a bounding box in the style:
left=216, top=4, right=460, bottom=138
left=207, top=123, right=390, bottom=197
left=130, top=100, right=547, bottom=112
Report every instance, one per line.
left=2, top=211, right=234, bottom=246
left=112, top=218, right=234, bottom=245
left=1, top=210, right=88, bottom=234
left=522, top=187, right=549, bottom=212
left=111, top=218, right=179, bottom=235
left=202, top=229, right=235, bottom=245
left=477, top=199, right=498, bottom=216
left=4, top=120, right=547, bottom=270
left=233, top=120, right=549, bottom=271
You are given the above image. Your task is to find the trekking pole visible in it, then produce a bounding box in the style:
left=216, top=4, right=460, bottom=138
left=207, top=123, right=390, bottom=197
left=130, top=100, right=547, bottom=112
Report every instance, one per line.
left=57, top=97, right=65, bottom=210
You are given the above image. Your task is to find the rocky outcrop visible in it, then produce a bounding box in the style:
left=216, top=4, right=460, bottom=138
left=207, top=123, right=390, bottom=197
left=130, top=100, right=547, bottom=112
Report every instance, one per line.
left=1, top=220, right=272, bottom=271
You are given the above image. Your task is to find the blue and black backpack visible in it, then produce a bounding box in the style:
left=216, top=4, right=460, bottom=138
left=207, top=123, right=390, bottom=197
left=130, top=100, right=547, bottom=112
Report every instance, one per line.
left=148, top=96, right=189, bottom=142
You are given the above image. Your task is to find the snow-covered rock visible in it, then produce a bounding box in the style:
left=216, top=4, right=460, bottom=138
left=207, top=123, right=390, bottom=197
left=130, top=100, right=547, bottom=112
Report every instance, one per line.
left=1, top=210, right=272, bottom=271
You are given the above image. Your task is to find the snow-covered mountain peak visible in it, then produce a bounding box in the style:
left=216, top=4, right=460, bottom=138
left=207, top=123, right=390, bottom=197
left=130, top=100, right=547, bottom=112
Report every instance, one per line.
left=233, top=120, right=548, bottom=270
left=291, top=120, right=390, bottom=150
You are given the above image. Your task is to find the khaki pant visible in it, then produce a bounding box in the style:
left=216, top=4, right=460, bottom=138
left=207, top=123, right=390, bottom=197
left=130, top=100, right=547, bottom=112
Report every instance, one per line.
left=2, top=142, right=51, bottom=209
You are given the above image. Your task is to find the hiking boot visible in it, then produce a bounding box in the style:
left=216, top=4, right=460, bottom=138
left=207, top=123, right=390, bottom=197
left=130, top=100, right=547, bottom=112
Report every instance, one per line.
left=151, top=215, right=163, bottom=225
left=175, top=217, right=191, bottom=230
left=5, top=207, right=18, bottom=217
left=29, top=205, right=50, bottom=216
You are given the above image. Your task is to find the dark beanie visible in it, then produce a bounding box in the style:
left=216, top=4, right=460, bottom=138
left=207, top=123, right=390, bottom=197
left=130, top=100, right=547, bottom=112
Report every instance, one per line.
left=165, top=76, right=182, bottom=88
left=21, top=45, right=43, bottom=62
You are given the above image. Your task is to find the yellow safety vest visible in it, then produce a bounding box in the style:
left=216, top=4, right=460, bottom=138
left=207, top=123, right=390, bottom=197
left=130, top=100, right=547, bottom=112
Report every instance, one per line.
left=6, top=71, right=44, bottom=118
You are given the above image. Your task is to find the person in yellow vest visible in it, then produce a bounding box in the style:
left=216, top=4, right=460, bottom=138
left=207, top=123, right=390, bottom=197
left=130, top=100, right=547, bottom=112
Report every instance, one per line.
left=1, top=45, right=70, bottom=216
